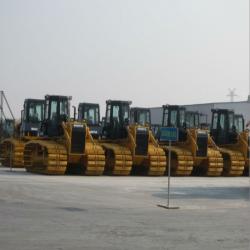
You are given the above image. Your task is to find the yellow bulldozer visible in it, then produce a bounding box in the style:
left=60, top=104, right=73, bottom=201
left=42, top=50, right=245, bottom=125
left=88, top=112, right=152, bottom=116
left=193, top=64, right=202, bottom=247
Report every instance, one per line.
left=185, top=110, right=224, bottom=176
left=210, top=109, right=247, bottom=176
left=0, top=98, right=44, bottom=168
left=156, top=105, right=223, bottom=176
left=100, top=100, right=166, bottom=176
left=234, top=114, right=249, bottom=176
left=23, top=95, right=105, bottom=175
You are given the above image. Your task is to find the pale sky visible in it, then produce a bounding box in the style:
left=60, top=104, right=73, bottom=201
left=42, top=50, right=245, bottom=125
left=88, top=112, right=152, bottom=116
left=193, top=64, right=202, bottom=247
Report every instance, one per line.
left=0, top=0, right=249, bottom=118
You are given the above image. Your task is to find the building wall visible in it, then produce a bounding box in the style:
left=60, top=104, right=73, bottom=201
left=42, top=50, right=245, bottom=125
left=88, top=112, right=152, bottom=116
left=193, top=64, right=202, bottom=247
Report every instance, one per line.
left=213, top=102, right=250, bottom=124
left=150, top=101, right=250, bottom=126
left=150, top=107, right=163, bottom=125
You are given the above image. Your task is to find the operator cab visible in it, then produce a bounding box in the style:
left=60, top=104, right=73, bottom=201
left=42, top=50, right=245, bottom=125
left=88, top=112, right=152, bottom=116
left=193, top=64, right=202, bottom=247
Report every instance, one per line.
left=102, top=100, right=131, bottom=139
left=161, top=105, right=187, bottom=142
left=78, top=103, right=100, bottom=138
left=210, top=109, right=238, bottom=145
left=42, top=95, right=70, bottom=137
left=0, top=119, right=15, bottom=139
left=130, top=108, right=151, bottom=126
left=20, top=99, right=44, bottom=136
left=158, top=105, right=208, bottom=157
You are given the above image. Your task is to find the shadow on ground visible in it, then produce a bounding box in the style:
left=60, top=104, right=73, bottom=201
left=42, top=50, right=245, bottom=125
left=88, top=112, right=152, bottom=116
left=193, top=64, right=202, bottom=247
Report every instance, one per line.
left=153, top=186, right=250, bottom=201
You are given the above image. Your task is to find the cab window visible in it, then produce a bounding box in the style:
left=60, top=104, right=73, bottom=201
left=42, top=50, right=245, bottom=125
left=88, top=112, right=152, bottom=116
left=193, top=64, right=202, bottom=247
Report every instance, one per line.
left=138, top=111, right=150, bottom=125
left=28, top=103, right=43, bottom=122
left=60, top=100, right=68, bottom=116
left=163, top=110, right=168, bottom=126
left=179, top=110, right=185, bottom=127
left=219, top=114, right=225, bottom=130
left=50, top=101, right=58, bottom=120
left=112, top=105, right=120, bottom=123
left=170, top=110, right=177, bottom=127
left=106, top=104, right=111, bottom=123
left=212, top=113, right=218, bottom=129
left=185, top=113, right=191, bottom=128
left=84, top=106, right=99, bottom=125
left=122, top=105, right=129, bottom=123
left=228, top=113, right=234, bottom=130
left=235, top=117, right=244, bottom=133
left=194, top=114, right=199, bottom=127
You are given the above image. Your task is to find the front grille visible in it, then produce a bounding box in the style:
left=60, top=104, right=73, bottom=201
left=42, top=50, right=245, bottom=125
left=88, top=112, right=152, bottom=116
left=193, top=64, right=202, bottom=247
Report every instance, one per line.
left=71, top=125, right=86, bottom=153
left=135, top=128, right=149, bottom=156
left=196, top=132, right=208, bottom=157
left=25, top=131, right=38, bottom=137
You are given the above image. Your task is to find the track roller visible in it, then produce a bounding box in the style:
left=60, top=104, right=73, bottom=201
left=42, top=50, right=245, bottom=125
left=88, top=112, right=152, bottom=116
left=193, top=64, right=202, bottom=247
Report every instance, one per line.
left=163, top=146, right=194, bottom=176
left=220, top=148, right=245, bottom=176
left=24, top=140, right=67, bottom=175
left=101, top=143, right=132, bottom=175
left=147, top=145, right=166, bottom=176
left=0, top=139, right=24, bottom=168
left=195, top=148, right=224, bottom=176
left=84, top=144, right=105, bottom=175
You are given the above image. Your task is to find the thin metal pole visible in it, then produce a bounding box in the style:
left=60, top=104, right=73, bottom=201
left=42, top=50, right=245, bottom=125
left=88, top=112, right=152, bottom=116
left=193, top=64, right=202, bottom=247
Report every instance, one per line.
left=10, top=143, right=13, bottom=171
left=167, top=140, right=171, bottom=208
left=157, top=128, right=179, bottom=210
left=2, top=92, right=15, bottom=120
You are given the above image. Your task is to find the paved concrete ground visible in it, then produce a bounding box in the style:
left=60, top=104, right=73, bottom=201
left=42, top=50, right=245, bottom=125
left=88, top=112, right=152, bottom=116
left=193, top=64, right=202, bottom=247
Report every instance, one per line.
left=0, top=167, right=249, bottom=250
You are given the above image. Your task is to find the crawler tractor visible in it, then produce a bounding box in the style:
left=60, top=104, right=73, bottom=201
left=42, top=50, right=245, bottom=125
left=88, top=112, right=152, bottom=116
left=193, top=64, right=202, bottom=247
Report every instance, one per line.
left=185, top=110, right=224, bottom=176
left=23, top=95, right=105, bottom=175
left=157, top=105, right=223, bottom=176
left=100, top=101, right=166, bottom=176
left=0, top=99, right=44, bottom=167
left=234, top=114, right=250, bottom=175
left=210, top=109, right=247, bottom=176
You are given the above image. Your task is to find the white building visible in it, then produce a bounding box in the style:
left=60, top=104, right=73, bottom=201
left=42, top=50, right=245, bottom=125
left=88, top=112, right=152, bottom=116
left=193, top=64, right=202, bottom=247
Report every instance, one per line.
left=150, top=100, right=250, bottom=126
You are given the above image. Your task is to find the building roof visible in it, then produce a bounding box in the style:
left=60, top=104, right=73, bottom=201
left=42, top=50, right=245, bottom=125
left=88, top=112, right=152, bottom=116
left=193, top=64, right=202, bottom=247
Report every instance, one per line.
left=150, top=100, right=250, bottom=109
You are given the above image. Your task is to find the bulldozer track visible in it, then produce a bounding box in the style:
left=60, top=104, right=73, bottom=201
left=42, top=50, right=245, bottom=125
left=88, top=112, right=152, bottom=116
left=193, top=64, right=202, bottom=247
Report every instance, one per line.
left=83, top=143, right=105, bottom=175
left=205, top=148, right=224, bottom=176
left=24, top=140, right=67, bottom=175
left=162, top=146, right=193, bottom=176
left=147, top=145, right=166, bottom=176
left=0, top=139, right=25, bottom=168
left=219, top=148, right=245, bottom=176
left=101, top=143, right=132, bottom=175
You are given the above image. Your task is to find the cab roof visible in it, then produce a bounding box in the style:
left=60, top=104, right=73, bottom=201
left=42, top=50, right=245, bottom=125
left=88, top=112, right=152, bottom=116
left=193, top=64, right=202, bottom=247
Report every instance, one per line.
left=106, top=100, right=132, bottom=105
